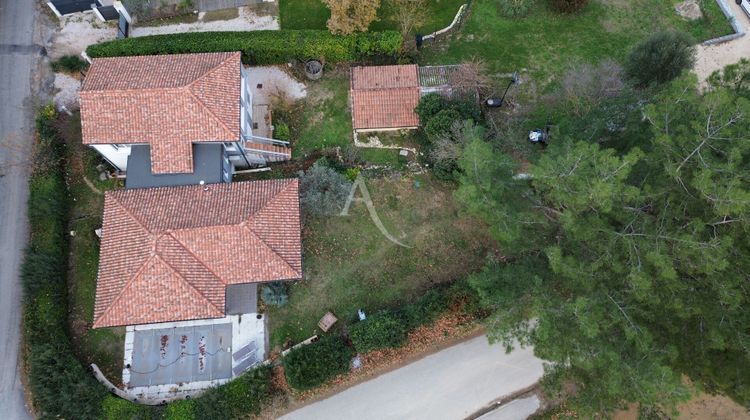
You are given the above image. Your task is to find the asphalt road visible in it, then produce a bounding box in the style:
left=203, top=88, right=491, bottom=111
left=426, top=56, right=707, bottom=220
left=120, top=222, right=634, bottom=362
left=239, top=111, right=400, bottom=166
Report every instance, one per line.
left=281, top=335, right=544, bottom=420
left=0, top=0, right=39, bottom=417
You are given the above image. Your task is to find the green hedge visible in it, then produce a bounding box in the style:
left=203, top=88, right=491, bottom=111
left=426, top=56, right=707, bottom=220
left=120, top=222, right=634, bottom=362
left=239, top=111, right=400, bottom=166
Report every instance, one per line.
left=400, top=288, right=449, bottom=330
left=283, top=335, right=354, bottom=391
left=86, top=30, right=403, bottom=65
left=23, top=105, right=109, bottom=419
left=349, top=311, right=407, bottom=353
left=101, top=366, right=273, bottom=420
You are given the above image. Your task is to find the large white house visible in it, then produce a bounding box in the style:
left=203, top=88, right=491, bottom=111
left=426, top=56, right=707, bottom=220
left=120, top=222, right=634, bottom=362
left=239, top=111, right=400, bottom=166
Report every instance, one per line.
left=79, top=52, right=290, bottom=189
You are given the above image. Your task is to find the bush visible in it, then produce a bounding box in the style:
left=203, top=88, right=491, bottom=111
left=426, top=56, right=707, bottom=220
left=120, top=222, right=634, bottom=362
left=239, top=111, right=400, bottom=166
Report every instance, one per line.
left=415, top=93, right=447, bottom=125
left=86, top=30, right=403, bottom=65
left=558, top=59, right=625, bottom=117
left=431, top=158, right=460, bottom=181
left=192, top=366, right=273, bottom=418
left=102, top=395, right=157, bottom=420
left=349, top=311, right=407, bottom=352
left=274, top=122, right=290, bottom=141
left=496, top=0, right=533, bottom=18
left=51, top=55, right=89, bottom=73
left=299, top=159, right=353, bottom=217
left=425, top=109, right=461, bottom=139
left=23, top=106, right=110, bottom=419
left=625, top=31, right=695, bottom=87
left=283, top=335, right=354, bottom=390
left=549, top=0, right=588, bottom=13
left=261, top=282, right=289, bottom=307
left=165, top=400, right=195, bottom=420
left=400, top=289, right=449, bottom=329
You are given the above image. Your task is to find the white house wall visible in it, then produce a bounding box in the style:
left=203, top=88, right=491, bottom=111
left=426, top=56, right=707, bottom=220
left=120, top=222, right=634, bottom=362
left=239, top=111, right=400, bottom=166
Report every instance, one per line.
left=91, top=144, right=133, bottom=172
left=240, top=66, right=253, bottom=138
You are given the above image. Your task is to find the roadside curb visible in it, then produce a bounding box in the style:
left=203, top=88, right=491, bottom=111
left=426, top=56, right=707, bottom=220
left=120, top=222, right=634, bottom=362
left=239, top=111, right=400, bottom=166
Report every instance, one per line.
left=465, top=383, right=541, bottom=420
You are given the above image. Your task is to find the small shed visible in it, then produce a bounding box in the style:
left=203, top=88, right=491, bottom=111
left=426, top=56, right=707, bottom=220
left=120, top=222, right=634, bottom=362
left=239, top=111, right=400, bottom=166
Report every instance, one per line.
left=350, top=65, right=421, bottom=133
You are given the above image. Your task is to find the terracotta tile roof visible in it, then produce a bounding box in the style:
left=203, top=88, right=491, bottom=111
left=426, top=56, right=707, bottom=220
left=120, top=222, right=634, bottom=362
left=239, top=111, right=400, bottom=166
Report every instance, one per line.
left=92, top=179, right=302, bottom=328
left=351, top=88, right=421, bottom=130
left=350, top=65, right=421, bottom=130
left=79, top=52, right=241, bottom=174
left=351, top=64, right=419, bottom=90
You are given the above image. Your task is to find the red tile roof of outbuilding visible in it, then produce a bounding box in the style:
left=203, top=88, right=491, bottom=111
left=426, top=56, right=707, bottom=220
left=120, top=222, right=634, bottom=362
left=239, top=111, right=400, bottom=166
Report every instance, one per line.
left=350, top=65, right=421, bottom=130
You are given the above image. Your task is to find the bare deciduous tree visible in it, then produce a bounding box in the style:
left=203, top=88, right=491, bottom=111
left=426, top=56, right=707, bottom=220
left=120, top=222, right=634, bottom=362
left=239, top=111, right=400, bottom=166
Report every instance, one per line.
left=429, top=119, right=483, bottom=163
left=449, top=59, right=494, bottom=98
left=391, top=0, right=427, bottom=37
left=559, top=58, right=624, bottom=116
left=324, top=0, right=381, bottom=35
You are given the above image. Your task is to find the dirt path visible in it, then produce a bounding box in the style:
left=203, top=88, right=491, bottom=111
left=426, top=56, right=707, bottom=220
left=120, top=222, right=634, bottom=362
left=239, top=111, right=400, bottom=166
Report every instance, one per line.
left=694, top=2, right=750, bottom=82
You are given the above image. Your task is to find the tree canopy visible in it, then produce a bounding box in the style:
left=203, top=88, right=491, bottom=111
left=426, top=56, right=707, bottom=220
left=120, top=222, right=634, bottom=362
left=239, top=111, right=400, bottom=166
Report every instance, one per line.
left=457, top=73, right=750, bottom=414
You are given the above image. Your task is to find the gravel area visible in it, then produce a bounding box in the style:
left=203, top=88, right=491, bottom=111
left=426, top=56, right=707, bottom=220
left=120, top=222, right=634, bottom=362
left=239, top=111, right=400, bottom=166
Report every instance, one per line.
left=48, top=12, right=116, bottom=59
left=131, top=7, right=278, bottom=36
left=244, top=66, right=307, bottom=104
left=694, top=2, right=750, bottom=83
left=52, top=73, right=81, bottom=111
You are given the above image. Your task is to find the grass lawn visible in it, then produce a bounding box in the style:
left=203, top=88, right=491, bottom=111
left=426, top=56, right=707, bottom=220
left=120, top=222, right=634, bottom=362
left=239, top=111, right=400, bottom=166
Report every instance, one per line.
left=279, top=0, right=466, bottom=32
left=59, top=114, right=125, bottom=381
left=267, top=175, right=493, bottom=347
left=420, top=0, right=733, bottom=83
left=279, top=69, right=354, bottom=157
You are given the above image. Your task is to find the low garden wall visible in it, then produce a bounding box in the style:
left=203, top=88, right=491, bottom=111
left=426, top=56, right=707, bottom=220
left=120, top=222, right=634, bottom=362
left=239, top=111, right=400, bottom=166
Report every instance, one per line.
left=702, top=0, right=746, bottom=45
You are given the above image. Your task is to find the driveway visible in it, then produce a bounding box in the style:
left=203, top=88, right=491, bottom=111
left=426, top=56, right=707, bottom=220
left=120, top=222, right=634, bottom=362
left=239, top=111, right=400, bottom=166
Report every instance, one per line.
left=694, top=1, right=750, bottom=82
left=281, top=335, right=545, bottom=420
left=0, top=0, right=40, bottom=418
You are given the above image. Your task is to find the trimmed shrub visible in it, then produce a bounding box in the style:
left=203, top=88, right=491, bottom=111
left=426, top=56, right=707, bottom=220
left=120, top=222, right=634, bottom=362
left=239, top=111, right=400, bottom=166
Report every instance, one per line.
left=496, top=0, right=533, bottom=18
left=261, top=281, right=289, bottom=307
left=165, top=400, right=195, bottom=420
left=415, top=93, right=447, bottom=125
left=349, top=311, right=407, bottom=352
left=274, top=122, right=290, bottom=141
left=400, top=289, right=450, bottom=329
left=549, top=0, right=588, bottom=13
left=102, top=395, right=157, bottom=420
left=425, top=109, right=461, bottom=139
left=299, top=159, right=353, bottom=217
left=51, top=55, right=89, bottom=73
left=192, top=366, right=273, bottom=418
left=625, top=31, right=696, bottom=87
left=283, top=335, right=354, bottom=391
left=86, top=30, right=403, bottom=65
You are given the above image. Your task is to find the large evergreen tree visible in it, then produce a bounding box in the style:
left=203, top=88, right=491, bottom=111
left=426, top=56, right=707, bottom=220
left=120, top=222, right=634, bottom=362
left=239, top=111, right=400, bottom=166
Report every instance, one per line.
left=457, top=73, right=750, bottom=414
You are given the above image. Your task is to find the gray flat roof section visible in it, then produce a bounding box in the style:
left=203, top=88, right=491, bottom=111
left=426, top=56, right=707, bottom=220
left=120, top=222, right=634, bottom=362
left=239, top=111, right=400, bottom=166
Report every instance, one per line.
left=225, top=283, right=258, bottom=315
left=129, top=323, right=232, bottom=387
left=125, top=144, right=224, bottom=189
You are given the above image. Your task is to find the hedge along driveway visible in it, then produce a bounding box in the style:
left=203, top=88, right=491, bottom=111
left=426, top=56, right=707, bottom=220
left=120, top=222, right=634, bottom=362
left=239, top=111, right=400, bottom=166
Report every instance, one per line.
left=86, top=30, right=403, bottom=64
